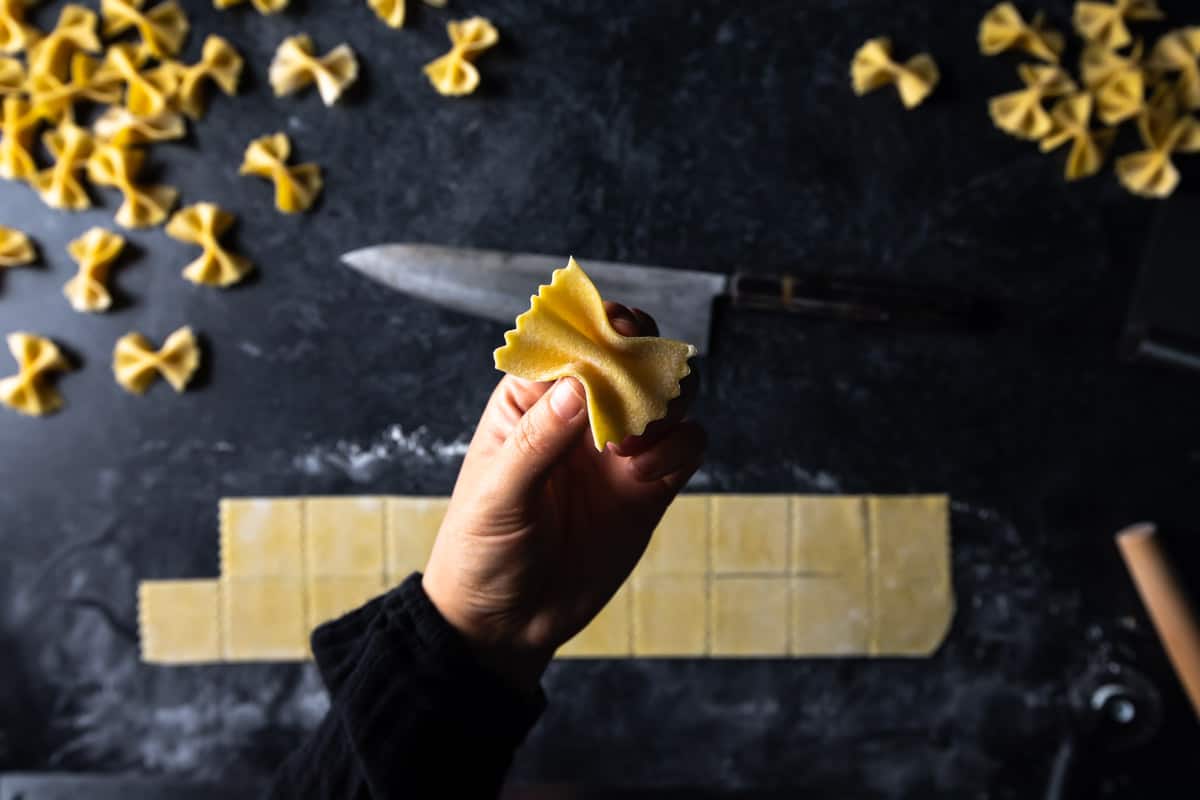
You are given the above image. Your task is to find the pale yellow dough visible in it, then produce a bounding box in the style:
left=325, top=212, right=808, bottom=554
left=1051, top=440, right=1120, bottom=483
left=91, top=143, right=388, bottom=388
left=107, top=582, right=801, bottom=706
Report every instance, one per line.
left=166, top=202, right=252, bottom=287
left=112, top=325, right=200, bottom=394
left=269, top=34, right=358, bottom=106
left=0, top=224, right=34, bottom=266
left=63, top=226, right=125, bottom=312
left=239, top=133, right=323, bottom=214
left=1074, top=0, right=1164, bottom=51
left=851, top=37, right=939, bottom=109
left=100, top=0, right=189, bottom=59
left=493, top=257, right=696, bottom=451
left=33, top=122, right=95, bottom=210
left=1117, top=88, right=1200, bottom=198
left=1039, top=93, right=1115, bottom=180
left=0, top=332, right=71, bottom=416
left=368, top=0, right=447, bottom=29
left=424, top=16, right=498, bottom=96
left=137, top=494, right=954, bottom=663
left=979, top=3, right=1064, bottom=62
left=989, top=64, right=1077, bottom=140
left=87, top=143, right=178, bottom=228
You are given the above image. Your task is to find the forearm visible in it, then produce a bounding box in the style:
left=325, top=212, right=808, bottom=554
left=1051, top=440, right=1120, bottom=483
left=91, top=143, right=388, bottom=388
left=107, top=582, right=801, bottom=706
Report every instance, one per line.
left=268, top=574, right=545, bottom=800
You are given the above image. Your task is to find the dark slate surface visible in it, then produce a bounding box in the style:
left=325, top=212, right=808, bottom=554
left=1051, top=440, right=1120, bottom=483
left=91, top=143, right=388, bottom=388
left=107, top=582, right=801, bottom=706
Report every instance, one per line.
left=0, top=0, right=1198, bottom=796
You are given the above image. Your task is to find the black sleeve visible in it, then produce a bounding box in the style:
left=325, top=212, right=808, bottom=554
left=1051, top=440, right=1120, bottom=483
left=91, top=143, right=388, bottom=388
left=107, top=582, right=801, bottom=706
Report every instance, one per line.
left=267, top=573, right=546, bottom=800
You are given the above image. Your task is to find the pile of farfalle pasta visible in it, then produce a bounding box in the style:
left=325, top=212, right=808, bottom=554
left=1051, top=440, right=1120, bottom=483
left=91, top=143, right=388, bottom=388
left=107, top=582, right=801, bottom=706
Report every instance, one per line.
left=853, top=1, right=1200, bottom=199
left=0, top=0, right=500, bottom=418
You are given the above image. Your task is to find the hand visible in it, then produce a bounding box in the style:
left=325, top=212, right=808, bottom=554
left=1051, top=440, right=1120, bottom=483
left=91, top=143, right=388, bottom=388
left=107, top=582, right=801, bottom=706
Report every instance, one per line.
left=422, top=303, right=705, bottom=692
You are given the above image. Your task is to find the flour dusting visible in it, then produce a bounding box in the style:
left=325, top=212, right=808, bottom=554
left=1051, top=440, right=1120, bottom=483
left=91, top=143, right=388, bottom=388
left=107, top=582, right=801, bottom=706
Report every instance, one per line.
left=295, top=425, right=471, bottom=482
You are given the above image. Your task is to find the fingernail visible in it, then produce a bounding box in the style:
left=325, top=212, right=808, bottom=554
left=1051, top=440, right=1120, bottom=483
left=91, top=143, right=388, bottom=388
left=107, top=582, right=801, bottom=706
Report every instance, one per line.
left=550, top=378, right=584, bottom=420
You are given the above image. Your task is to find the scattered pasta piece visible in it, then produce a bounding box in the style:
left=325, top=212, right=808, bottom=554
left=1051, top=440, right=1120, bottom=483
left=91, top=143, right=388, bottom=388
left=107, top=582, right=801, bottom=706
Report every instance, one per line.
left=214, top=0, right=289, bottom=13
left=1094, top=63, right=1147, bottom=124
left=29, top=53, right=124, bottom=124
left=1039, top=93, right=1116, bottom=179
left=93, top=105, right=186, bottom=144
left=100, top=43, right=179, bottom=117
left=268, top=34, right=358, bottom=106
left=63, top=226, right=125, bottom=311
left=0, top=57, right=23, bottom=94
left=979, top=3, right=1064, bottom=63
left=367, top=0, right=447, bottom=29
left=32, top=122, right=95, bottom=210
left=0, top=0, right=38, bottom=55
left=989, top=64, right=1077, bottom=140
left=87, top=143, right=178, bottom=228
left=1147, top=29, right=1200, bottom=110
left=166, top=202, right=252, bottom=288
left=0, top=96, right=35, bottom=181
left=101, top=0, right=189, bottom=59
left=175, top=35, right=242, bottom=119
left=0, top=225, right=34, bottom=266
left=113, top=326, right=200, bottom=394
left=850, top=38, right=939, bottom=109
left=1116, top=88, right=1200, bottom=198
left=494, top=258, right=696, bottom=452
left=1080, top=40, right=1143, bottom=89
left=27, top=4, right=102, bottom=81
left=1074, top=0, right=1164, bottom=51
left=239, top=133, right=322, bottom=213
left=424, top=16, right=499, bottom=96
left=0, top=333, right=71, bottom=416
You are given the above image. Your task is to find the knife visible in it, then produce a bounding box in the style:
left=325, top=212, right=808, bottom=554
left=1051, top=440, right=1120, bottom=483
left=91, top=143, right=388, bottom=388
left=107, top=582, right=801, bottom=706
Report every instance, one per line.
left=340, top=244, right=994, bottom=356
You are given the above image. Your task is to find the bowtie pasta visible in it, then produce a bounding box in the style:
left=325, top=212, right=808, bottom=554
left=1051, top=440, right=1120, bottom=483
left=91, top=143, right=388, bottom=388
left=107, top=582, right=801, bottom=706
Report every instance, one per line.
left=87, top=143, right=179, bottom=228
left=63, top=226, right=126, bottom=312
left=113, top=326, right=200, bottom=394
left=0, top=96, right=38, bottom=180
left=269, top=35, right=358, bottom=106
left=0, top=224, right=34, bottom=267
left=494, top=258, right=696, bottom=452
left=214, top=0, right=289, bottom=13
left=1146, top=29, right=1200, bottom=110
left=0, top=333, right=72, bottom=416
left=175, top=35, right=243, bottom=119
left=239, top=132, right=323, bottom=214
left=0, top=0, right=38, bottom=54
left=851, top=38, right=939, bottom=109
left=1116, top=87, right=1200, bottom=197
left=368, top=0, right=447, bottom=29
left=979, top=3, right=1064, bottom=63
left=33, top=122, right=95, bottom=210
left=1039, top=93, right=1116, bottom=180
left=101, top=0, right=189, bottom=59
left=27, top=5, right=102, bottom=81
left=989, top=64, right=1077, bottom=140
left=424, top=16, right=499, bottom=96
left=1074, top=0, right=1164, bottom=51
left=93, top=105, right=186, bottom=145
left=166, top=202, right=252, bottom=288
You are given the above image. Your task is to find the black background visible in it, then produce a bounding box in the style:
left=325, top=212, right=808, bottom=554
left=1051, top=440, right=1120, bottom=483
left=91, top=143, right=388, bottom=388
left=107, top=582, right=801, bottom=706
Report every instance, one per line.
left=0, top=0, right=1197, bottom=796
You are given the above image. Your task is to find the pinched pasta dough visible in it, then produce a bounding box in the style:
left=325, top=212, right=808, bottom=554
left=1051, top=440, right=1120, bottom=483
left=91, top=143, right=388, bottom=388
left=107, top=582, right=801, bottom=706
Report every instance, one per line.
left=113, top=325, right=200, bottom=394
left=0, top=333, right=71, bottom=416
left=239, top=133, right=322, bottom=213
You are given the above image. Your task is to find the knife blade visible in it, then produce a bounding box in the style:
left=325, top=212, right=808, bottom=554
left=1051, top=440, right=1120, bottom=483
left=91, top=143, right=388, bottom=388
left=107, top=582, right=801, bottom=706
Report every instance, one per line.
left=340, top=244, right=997, bottom=356
left=341, top=244, right=728, bottom=354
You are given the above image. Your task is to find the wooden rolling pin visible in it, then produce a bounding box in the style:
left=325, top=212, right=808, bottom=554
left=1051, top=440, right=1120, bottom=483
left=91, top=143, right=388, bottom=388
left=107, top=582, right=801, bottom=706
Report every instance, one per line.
left=1116, top=523, right=1200, bottom=717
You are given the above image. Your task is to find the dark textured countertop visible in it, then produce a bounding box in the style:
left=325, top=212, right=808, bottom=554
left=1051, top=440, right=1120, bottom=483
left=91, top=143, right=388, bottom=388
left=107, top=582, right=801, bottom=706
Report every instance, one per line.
left=1, top=0, right=1198, bottom=796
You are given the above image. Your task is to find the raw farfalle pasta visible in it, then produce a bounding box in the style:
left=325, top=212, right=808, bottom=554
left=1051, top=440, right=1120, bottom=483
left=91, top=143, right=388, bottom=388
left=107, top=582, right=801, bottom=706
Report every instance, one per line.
left=1039, top=93, right=1115, bottom=179
left=0, top=57, right=22, bottom=94
left=214, top=0, right=288, bottom=13
left=1080, top=40, right=1142, bottom=88
left=166, top=202, right=252, bottom=288
left=979, top=3, right=1064, bottom=63
left=239, top=133, right=322, bottom=213
left=113, top=326, right=200, bottom=394
left=93, top=105, right=186, bottom=144
left=174, top=35, right=242, bottom=119
left=850, top=38, right=939, bottom=109
left=100, top=43, right=179, bottom=116
left=0, top=225, right=34, bottom=266
left=0, top=96, right=38, bottom=180
left=27, top=5, right=102, bottom=81
left=424, top=16, right=499, bottom=96
left=0, top=333, right=71, bottom=416
left=1093, top=62, right=1147, bottom=124
left=1116, top=89, right=1200, bottom=197
left=0, top=0, right=38, bottom=55
left=33, top=122, right=95, bottom=210
left=29, top=54, right=124, bottom=124
left=1074, top=0, right=1164, bottom=51
left=268, top=34, right=358, bottom=106
left=63, top=226, right=125, bottom=311
left=368, top=0, right=447, bottom=29
left=1147, top=29, right=1200, bottom=110
left=989, top=64, right=1077, bottom=140
left=87, top=143, right=178, bottom=228
left=101, top=0, right=189, bottom=59
left=493, top=257, right=697, bottom=452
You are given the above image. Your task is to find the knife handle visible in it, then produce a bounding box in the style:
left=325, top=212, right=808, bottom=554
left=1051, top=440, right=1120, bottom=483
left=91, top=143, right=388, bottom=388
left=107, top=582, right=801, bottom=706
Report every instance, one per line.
left=729, top=272, right=995, bottom=327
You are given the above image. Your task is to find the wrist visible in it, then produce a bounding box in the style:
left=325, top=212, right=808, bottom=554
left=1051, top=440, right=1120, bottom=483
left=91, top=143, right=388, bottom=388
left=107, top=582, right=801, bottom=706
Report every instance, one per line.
left=421, top=573, right=550, bottom=696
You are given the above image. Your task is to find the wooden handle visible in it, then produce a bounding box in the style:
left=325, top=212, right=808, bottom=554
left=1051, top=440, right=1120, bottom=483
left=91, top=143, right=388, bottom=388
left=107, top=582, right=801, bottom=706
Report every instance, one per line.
left=1116, top=523, right=1200, bottom=717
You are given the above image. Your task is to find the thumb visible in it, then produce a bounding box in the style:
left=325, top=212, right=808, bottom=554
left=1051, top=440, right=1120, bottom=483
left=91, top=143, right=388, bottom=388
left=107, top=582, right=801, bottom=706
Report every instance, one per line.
left=491, top=377, right=588, bottom=503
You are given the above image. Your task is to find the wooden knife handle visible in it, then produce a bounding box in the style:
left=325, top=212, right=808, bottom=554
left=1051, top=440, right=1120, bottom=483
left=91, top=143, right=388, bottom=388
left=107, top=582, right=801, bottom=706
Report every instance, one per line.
left=1116, top=523, right=1200, bottom=717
